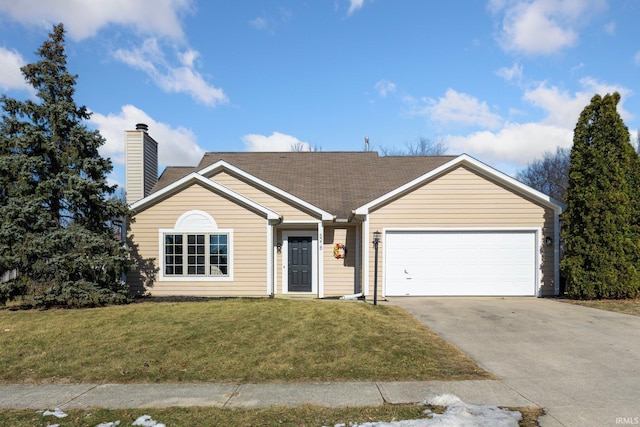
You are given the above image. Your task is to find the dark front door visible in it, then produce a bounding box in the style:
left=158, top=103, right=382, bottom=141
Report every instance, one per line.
left=288, top=236, right=312, bottom=292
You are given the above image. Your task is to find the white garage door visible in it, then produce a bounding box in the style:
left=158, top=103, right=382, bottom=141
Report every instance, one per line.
left=385, top=230, right=537, bottom=296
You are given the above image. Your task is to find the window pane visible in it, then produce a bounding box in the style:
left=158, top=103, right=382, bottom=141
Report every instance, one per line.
left=168, top=232, right=229, bottom=277
left=164, top=234, right=184, bottom=276
left=208, top=233, right=229, bottom=277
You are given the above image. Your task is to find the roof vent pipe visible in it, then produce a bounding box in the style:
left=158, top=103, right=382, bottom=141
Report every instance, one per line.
left=136, top=123, right=149, bottom=132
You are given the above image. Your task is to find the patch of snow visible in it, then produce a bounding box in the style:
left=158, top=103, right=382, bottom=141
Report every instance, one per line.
left=340, top=293, right=363, bottom=300
left=132, top=415, right=166, bottom=427
left=426, top=393, right=463, bottom=406
left=42, top=408, right=68, bottom=418
left=96, top=421, right=121, bottom=427
left=326, top=394, right=521, bottom=427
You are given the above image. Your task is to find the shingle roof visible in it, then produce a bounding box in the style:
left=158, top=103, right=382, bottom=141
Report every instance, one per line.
left=153, top=152, right=457, bottom=218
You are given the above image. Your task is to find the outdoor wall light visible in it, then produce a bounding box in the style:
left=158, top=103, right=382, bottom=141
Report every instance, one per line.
left=545, top=236, right=553, bottom=247
left=373, top=230, right=381, bottom=245
left=276, top=242, right=282, bottom=253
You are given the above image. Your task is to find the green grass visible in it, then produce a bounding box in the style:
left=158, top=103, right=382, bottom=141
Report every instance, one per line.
left=560, top=298, right=640, bottom=316
left=0, top=298, right=491, bottom=384
left=0, top=405, right=544, bottom=427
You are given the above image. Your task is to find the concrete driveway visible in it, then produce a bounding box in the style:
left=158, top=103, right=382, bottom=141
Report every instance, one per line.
left=388, top=297, right=640, bottom=427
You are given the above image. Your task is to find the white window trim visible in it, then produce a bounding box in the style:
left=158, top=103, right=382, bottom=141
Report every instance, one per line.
left=158, top=228, right=234, bottom=282
left=158, top=209, right=234, bottom=282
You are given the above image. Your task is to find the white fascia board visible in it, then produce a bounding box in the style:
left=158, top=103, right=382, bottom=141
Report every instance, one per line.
left=199, top=160, right=334, bottom=221
left=354, top=154, right=565, bottom=215
left=130, top=173, right=280, bottom=220
left=458, top=155, right=565, bottom=213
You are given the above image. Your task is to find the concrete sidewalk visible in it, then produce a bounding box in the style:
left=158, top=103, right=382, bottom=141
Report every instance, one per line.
left=0, top=380, right=535, bottom=410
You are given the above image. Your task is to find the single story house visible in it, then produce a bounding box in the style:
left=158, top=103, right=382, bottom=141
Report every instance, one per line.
left=125, top=124, right=564, bottom=298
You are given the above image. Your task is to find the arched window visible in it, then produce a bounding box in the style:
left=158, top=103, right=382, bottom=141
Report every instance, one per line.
left=159, top=210, right=233, bottom=281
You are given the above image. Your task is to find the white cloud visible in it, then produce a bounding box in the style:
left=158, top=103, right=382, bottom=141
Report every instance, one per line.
left=0, top=47, right=35, bottom=95
left=114, top=38, right=228, bottom=107
left=445, top=76, right=633, bottom=168
left=250, top=17, right=269, bottom=31
left=0, top=0, right=192, bottom=41
left=604, top=21, right=616, bottom=35
left=417, top=89, right=503, bottom=129
left=634, top=51, right=640, bottom=67
left=491, top=0, right=607, bottom=55
left=249, top=8, right=291, bottom=33
left=242, top=132, right=311, bottom=151
left=0, top=1, right=228, bottom=107
left=524, top=77, right=633, bottom=126
left=374, top=79, right=396, bottom=97
left=90, top=104, right=204, bottom=167
left=347, top=0, right=366, bottom=15
left=496, top=63, right=523, bottom=83
left=447, top=122, right=573, bottom=167
left=523, top=82, right=587, bottom=127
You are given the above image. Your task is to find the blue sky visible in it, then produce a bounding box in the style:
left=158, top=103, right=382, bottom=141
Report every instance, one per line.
left=0, top=0, right=639, bottom=187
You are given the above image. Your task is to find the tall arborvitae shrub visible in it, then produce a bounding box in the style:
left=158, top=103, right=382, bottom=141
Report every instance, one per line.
left=561, top=93, right=640, bottom=299
left=0, top=24, right=132, bottom=307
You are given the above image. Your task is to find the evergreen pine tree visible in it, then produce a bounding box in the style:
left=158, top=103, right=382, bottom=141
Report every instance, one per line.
left=561, top=93, right=640, bottom=299
left=0, top=24, right=132, bottom=307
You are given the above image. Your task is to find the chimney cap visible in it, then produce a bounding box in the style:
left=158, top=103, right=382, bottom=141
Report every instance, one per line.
left=136, top=123, right=149, bottom=132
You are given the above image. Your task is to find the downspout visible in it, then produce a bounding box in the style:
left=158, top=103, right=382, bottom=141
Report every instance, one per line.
left=270, top=216, right=283, bottom=297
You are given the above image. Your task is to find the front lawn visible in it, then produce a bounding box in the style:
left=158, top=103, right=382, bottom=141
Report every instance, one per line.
left=0, top=298, right=491, bottom=384
left=560, top=298, right=640, bottom=316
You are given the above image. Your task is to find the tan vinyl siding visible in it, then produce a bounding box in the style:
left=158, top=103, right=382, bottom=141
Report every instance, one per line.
left=367, top=165, right=556, bottom=296
left=323, top=226, right=358, bottom=297
left=211, top=171, right=318, bottom=221
left=128, top=183, right=269, bottom=296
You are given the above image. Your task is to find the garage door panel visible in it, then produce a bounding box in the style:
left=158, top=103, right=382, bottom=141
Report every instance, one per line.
left=385, top=231, right=536, bottom=296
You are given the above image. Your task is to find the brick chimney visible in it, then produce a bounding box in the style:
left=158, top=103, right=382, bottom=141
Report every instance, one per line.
left=125, top=123, right=158, bottom=205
